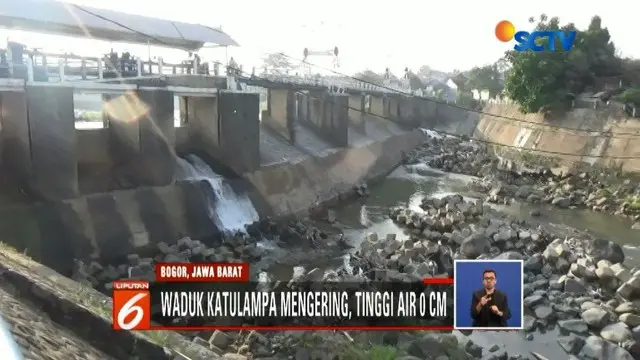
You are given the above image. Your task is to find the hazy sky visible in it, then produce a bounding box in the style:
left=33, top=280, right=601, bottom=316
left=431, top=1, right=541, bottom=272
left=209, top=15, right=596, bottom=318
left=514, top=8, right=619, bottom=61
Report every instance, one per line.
left=2, top=0, right=639, bottom=76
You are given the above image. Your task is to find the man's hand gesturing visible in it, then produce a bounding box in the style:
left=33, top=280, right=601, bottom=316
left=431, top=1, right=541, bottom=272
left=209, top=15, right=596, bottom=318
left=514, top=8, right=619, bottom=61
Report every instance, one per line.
left=475, top=293, right=494, bottom=313
left=480, top=294, right=492, bottom=306
left=490, top=305, right=503, bottom=316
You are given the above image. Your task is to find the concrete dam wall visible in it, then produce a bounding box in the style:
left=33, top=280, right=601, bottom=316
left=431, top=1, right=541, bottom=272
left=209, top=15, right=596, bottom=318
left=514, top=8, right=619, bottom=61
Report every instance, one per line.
left=0, top=76, right=438, bottom=275
left=0, top=128, right=424, bottom=275
left=429, top=102, right=640, bottom=173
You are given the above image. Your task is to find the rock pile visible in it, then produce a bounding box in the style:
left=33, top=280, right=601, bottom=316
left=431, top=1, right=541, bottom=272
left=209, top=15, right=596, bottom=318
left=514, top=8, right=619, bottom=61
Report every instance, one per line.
left=405, top=135, right=494, bottom=176
left=71, top=218, right=340, bottom=292
left=373, top=193, right=637, bottom=359
left=185, top=266, right=475, bottom=359
left=406, top=134, right=640, bottom=227
left=73, top=233, right=269, bottom=293
left=72, top=218, right=474, bottom=359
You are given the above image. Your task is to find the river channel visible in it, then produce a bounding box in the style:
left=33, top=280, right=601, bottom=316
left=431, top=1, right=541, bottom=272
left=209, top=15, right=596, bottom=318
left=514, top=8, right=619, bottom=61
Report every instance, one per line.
left=265, top=163, right=639, bottom=359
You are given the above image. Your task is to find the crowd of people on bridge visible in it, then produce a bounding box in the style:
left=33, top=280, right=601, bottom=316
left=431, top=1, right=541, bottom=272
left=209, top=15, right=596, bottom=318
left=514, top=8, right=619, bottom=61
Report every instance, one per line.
left=0, top=40, right=245, bottom=79
left=103, top=49, right=140, bottom=74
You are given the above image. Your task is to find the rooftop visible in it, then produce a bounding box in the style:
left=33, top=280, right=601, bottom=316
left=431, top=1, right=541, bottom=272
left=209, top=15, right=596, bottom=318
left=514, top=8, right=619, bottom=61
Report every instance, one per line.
left=0, top=0, right=238, bottom=50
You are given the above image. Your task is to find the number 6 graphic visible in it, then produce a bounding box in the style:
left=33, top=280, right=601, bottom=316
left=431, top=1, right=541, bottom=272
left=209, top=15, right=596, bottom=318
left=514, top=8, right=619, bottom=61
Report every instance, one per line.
left=117, top=293, right=148, bottom=330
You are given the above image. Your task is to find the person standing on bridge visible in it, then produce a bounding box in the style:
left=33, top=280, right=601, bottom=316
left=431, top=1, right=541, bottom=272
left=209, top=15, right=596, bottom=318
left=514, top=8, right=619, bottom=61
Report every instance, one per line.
left=228, top=57, right=239, bottom=76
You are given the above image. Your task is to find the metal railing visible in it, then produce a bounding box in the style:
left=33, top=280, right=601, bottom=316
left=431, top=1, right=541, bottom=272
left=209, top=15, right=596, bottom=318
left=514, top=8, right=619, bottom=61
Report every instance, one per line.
left=2, top=49, right=415, bottom=96
left=1, top=50, right=213, bottom=83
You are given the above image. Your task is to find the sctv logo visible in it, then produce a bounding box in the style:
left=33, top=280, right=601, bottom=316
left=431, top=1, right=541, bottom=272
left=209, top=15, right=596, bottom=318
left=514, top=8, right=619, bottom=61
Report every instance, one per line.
left=495, top=20, right=577, bottom=52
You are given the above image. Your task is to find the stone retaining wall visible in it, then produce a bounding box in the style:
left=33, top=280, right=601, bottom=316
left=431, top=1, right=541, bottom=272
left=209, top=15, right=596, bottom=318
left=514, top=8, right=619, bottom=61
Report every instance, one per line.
left=430, top=103, right=640, bottom=173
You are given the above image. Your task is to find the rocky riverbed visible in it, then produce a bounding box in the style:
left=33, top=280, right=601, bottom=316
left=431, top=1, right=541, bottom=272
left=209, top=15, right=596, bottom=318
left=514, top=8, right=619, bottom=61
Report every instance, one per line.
left=65, top=131, right=640, bottom=360
left=70, top=217, right=483, bottom=360
left=71, top=192, right=639, bottom=359
left=385, top=193, right=638, bottom=359
left=404, top=134, right=640, bottom=229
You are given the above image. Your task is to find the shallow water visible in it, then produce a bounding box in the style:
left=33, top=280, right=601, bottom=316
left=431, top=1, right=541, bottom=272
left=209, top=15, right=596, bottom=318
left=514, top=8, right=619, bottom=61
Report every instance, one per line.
left=259, top=163, right=638, bottom=359
left=325, top=164, right=639, bottom=359
left=501, top=201, right=640, bottom=264
left=337, top=165, right=640, bottom=265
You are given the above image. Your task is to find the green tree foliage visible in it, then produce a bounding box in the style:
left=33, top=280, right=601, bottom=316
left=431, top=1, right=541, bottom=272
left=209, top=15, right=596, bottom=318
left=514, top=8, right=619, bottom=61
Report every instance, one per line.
left=621, top=58, right=640, bottom=85
left=262, top=53, right=296, bottom=76
left=504, top=15, right=621, bottom=113
left=354, top=70, right=385, bottom=84
left=617, top=88, right=640, bottom=106
left=450, top=71, right=469, bottom=92
left=407, top=72, right=425, bottom=91
left=465, top=64, right=503, bottom=97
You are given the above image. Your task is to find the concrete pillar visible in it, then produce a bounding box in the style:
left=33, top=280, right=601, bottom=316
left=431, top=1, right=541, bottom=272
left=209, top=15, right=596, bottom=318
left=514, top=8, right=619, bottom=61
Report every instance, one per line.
left=328, top=94, right=349, bottom=147
left=218, top=91, right=260, bottom=173
left=264, top=88, right=295, bottom=143
left=286, top=89, right=296, bottom=143
left=184, top=96, right=219, bottom=150
left=347, top=93, right=365, bottom=133
left=370, top=94, right=385, bottom=118
left=298, top=92, right=309, bottom=123
left=413, top=97, right=428, bottom=127
left=383, top=95, right=391, bottom=119
left=399, top=96, right=419, bottom=127
left=419, top=97, right=438, bottom=126
left=135, top=89, right=176, bottom=185
left=105, top=92, right=140, bottom=169
left=304, top=92, right=349, bottom=148
left=387, top=95, right=400, bottom=121
left=0, top=91, right=31, bottom=185
left=26, top=84, right=78, bottom=200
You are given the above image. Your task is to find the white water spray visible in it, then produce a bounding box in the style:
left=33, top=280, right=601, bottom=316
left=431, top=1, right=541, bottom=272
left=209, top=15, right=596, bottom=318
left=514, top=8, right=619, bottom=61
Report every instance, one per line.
left=359, top=205, right=372, bottom=227
left=176, top=155, right=259, bottom=232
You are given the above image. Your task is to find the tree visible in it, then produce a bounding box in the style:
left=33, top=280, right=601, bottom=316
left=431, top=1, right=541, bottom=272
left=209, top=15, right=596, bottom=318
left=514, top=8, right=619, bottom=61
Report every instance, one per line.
left=621, top=58, right=640, bottom=85
left=417, top=65, right=432, bottom=80
left=465, top=64, right=503, bottom=97
left=262, top=53, right=296, bottom=76
left=580, top=16, right=620, bottom=78
left=450, top=72, right=469, bottom=92
left=504, top=16, right=573, bottom=113
left=504, top=14, right=622, bottom=114
left=408, top=73, right=425, bottom=91
left=354, top=70, right=385, bottom=84
left=495, top=58, right=510, bottom=74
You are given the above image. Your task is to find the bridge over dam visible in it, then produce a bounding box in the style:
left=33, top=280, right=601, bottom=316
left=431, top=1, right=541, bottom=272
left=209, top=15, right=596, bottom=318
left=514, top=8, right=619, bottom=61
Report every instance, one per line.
left=0, top=73, right=455, bottom=273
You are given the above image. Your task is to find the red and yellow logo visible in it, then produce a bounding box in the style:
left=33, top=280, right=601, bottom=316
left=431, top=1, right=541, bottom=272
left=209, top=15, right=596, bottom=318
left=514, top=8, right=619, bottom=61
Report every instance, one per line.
left=495, top=20, right=516, bottom=42
left=112, top=280, right=151, bottom=330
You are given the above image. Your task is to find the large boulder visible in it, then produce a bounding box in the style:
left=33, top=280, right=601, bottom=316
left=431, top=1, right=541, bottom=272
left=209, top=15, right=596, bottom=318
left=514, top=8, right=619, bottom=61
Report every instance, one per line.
left=579, top=335, right=634, bottom=360
left=459, top=234, right=491, bottom=259
left=586, top=239, right=625, bottom=264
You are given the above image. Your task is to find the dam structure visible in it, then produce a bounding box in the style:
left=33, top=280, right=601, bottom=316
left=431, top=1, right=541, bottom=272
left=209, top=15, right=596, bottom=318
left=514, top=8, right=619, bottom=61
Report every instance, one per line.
left=0, top=0, right=443, bottom=275
left=0, top=72, right=435, bottom=268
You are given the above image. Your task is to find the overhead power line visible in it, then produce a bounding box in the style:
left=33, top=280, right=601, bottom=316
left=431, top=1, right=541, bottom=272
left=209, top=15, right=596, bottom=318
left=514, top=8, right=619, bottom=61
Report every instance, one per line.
left=277, top=52, right=640, bottom=139
left=240, top=58, right=640, bottom=159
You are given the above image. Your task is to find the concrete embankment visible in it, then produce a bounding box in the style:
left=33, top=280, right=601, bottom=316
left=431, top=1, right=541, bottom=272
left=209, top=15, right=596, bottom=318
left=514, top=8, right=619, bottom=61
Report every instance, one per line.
left=0, top=243, right=213, bottom=360
left=0, top=129, right=424, bottom=274
left=428, top=102, right=640, bottom=173
left=245, top=128, right=425, bottom=216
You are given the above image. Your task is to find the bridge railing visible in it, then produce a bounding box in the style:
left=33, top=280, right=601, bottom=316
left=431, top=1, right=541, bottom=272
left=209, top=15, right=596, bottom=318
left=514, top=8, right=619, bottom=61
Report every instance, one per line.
left=4, top=49, right=415, bottom=95
left=256, top=73, right=412, bottom=94
left=2, top=50, right=220, bottom=82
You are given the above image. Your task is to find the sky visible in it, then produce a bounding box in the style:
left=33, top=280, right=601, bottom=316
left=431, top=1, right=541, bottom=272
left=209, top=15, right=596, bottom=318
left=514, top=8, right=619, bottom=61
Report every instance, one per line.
left=2, top=0, right=640, bottom=76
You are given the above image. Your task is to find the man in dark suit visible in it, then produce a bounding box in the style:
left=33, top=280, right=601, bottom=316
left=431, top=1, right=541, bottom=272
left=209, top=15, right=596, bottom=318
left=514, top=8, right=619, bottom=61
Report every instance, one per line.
left=470, top=269, right=511, bottom=327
